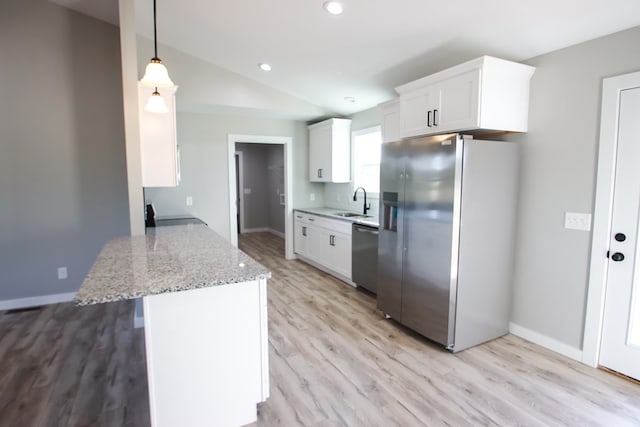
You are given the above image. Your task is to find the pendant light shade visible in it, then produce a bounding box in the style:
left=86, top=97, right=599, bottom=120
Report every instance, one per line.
left=141, top=58, right=173, bottom=87
left=144, top=88, right=169, bottom=114
left=140, top=0, right=174, bottom=88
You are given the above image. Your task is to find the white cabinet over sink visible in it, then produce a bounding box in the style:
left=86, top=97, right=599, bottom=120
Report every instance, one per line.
left=396, top=56, right=535, bottom=138
left=308, top=118, right=351, bottom=183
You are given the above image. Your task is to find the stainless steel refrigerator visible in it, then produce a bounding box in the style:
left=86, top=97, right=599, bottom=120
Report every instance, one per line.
left=377, top=133, right=519, bottom=352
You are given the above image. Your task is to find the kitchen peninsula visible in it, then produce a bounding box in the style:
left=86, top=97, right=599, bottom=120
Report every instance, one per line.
left=75, top=224, right=271, bottom=427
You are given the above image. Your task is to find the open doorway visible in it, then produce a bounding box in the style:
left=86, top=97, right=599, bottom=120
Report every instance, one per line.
left=234, top=152, right=243, bottom=234
left=235, top=143, right=284, bottom=238
left=227, top=134, right=294, bottom=260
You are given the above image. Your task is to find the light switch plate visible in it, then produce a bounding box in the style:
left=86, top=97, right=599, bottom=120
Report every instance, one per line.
left=186, top=196, right=193, bottom=206
left=310, top=193, right=316, bottom=201
left=565, top=212, right=592, bottom=231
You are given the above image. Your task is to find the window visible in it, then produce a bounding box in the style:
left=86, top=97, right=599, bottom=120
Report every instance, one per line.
left=352, top=126, right=382, bottom=197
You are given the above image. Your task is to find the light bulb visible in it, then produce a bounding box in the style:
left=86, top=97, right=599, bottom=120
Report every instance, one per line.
left=323, top=1, right=343, bottom=15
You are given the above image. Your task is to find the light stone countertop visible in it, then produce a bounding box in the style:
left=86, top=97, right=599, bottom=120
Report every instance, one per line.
left=74, top=224, right=271, bottom=306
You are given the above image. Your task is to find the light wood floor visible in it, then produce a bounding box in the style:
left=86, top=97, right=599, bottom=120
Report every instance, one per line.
left=1, top=232, right=639, bottom=426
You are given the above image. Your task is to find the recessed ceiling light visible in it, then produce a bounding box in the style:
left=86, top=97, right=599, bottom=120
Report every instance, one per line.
left=258, top=63, right=272, bottom=72
left=344, top=96, right=356, bottom=103
left=323, top=1, right=343, bottom=15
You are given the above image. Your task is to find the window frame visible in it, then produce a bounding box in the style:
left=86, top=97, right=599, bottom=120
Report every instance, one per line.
left=351, top=125, right=382, bottom=200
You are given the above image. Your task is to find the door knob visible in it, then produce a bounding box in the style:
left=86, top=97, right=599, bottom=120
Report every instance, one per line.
left=615, top=233, right=626, bottom=242
left=611, top=252, right=625, bottom=262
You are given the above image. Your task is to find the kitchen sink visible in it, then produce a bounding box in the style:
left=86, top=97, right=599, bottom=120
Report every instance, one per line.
left=333, top=212, right=372, bottom=218
left=333, top=212, right=363, bottom=217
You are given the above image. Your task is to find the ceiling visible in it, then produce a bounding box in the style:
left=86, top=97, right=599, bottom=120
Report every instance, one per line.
left=51, top=0, right=640, bottom=116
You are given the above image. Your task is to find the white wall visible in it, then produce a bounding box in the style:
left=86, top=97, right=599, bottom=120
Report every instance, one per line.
left=502, top=26, right=640, bottom=350
left=144, top=112, right=325, bottom=240
left=0, top=0, right=130, bottom=302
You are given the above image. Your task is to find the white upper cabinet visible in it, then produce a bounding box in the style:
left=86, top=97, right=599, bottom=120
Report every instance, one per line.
left=396, top=56, right=535, bottom=138
left=380, top=99, right=400, bottom=143
left=138, top=84, right=179, bottom=187
left=308, top=118, right=351, bottom=183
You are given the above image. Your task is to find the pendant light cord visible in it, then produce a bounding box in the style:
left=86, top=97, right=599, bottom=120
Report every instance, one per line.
left=152, top=0, right=158, bottom=59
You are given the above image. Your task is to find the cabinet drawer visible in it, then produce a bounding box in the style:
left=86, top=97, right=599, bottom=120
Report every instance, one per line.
left=309, top=215, right=351, bottom=235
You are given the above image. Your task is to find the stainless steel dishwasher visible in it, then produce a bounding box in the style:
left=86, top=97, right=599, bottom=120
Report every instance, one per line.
left=352, top=222, right=379, bottom=293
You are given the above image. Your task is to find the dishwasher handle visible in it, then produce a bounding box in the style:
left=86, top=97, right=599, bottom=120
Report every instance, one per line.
left=354, top=225, right=379, bottom=236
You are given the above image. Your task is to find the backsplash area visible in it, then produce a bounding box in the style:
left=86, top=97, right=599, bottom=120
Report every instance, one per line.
left=323, top=183, right=380, bottom=218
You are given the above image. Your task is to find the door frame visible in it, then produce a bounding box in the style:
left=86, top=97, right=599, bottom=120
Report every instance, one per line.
left=227, top=134, right=294, bottom=260
left=235, top=151, right=245, bottom=234
left=583, top=70, right=640, bottom=367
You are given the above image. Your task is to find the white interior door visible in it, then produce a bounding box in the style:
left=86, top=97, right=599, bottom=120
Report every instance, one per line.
left=599, top=85, right=640, bottom=381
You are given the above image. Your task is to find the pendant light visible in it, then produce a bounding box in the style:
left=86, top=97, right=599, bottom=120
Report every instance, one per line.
left=140, top=0, right=174, bottom=87
left=144, top=87, right=169, bottom=114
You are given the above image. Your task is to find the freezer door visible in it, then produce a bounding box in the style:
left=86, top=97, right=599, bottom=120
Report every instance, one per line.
left=401, top=133, right=461, bottom=347
left=377, top=140, right=406, bottom=319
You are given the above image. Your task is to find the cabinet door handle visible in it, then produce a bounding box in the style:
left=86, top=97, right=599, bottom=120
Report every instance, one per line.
left=427, top=110, right=432, bottom=127
left=302, top=226, right=307, bottom=236
left=433, top=109, right=438, bottom=126
left=318, top=168, right=323, bottom=178
left=329, top=235, right=335, bottom=246
left=308, top=218, right=315, bottom=222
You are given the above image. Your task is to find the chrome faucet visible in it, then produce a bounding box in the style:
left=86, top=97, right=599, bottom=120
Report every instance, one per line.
left=353, top=187, right=371, bottom=215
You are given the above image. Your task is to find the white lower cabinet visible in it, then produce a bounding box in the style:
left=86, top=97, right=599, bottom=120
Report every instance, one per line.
left=294, top=212, right=352, bottom=282
left=293, top=219, right=308, bottom=257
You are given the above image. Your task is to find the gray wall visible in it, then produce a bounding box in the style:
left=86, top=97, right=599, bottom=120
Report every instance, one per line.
left=325, top=27, right=640, bottom=352
left=233, top=143, right=285, bottom=233
left=0, top=0, right=130, bottom=301
left=267, top=145, right=285, bottom=234
left=502, top=26, right=640, bottom=350
left=144, top=112, right=325, bottom=239
left=236, top=143, right=270, bottom=231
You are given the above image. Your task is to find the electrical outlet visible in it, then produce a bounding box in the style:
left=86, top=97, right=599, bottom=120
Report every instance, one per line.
left=57, top=267, right=68, bottom=280
left=186, top=196, right=193, bottom=206
left=310, top=193, right=316, bottom=201
left=244, top=188, right=252, bottom=195
left=564, top=212, right=592, bottom=231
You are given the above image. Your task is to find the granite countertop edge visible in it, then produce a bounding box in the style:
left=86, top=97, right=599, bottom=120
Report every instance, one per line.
left=74, top=224, right=271, bottom=306
left=74, top=272, right=272, bottom=306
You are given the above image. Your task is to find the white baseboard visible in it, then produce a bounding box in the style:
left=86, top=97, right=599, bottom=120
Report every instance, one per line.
left=242, top=227, right=285, bottom=239
left=268, top=228, right=285, bottom=239
left=0, top=292, right=76, bottom=311
left=242, top=227, right=269, bottom=234
left=509, top=322, right=583, bottom=361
